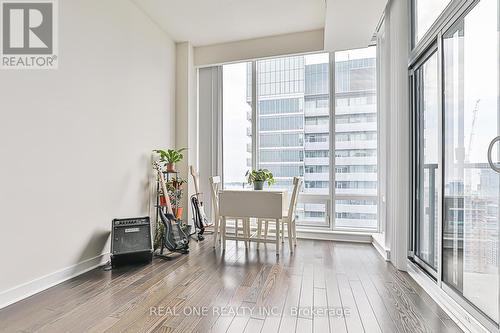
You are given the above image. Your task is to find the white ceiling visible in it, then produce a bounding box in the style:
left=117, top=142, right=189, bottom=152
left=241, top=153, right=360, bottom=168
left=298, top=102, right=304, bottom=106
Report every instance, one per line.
left=132, top=0, right=326, bottom=46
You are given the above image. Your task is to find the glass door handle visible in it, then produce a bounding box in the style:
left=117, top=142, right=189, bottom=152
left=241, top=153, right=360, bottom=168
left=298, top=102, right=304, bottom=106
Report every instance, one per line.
left=487, top=136, right=500, bottom=173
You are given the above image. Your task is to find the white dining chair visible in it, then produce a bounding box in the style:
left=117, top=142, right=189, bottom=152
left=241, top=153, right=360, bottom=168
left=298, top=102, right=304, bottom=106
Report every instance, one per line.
left=258, top=177, right=302, bottom=252
left=209, top=176, right=246, bottom=248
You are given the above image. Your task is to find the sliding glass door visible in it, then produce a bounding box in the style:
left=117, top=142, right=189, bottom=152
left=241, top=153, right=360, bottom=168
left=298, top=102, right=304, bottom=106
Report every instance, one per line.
left=410, top=0, right=500, bottom=328
left=414, top=50, right=440, bottom=274
left=442, top=0, right=499, bottom=323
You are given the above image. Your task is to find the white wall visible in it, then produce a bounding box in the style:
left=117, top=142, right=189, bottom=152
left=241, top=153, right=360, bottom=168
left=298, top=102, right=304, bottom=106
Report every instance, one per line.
left=324, top=0, right=387, bottom=51
left=0, top=0, right=176, bottom=307
left=385, top=0, right=410, bottom=271
left=194, top=29, right=324, bottom=67
left=175, top=42, right=197, bottom=222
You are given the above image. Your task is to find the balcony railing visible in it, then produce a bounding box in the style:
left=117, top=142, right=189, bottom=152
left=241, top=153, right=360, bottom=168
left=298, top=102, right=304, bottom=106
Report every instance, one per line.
left=423, top=162, right=498, bottom=250
left=335, top=140, right=377, bottom=150
left=304, top=124, right=329, bottom=133
left=335, top=156, right=376, bottom=166
left=335, top=104, right=377, bottom=115
left=304, top=142, right=329, bottom=150
left=296, top=193, right=330, bottom=227
left=305, top=107, right=329, bottom=117
left=295, top=191, right=379, bottom=231
left=304, top=172, right=329, bottom=181
left=304, top=157, right=329, bottom=165
left=335, top=122, right=377, bottom=133
left=335, top=173, right=377, bottom=182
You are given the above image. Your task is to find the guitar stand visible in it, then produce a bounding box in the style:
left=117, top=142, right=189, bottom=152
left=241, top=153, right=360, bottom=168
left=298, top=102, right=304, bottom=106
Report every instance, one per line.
left=154, top=238, right=188, bottom=261
left=190, top=192, right=215, bottom=238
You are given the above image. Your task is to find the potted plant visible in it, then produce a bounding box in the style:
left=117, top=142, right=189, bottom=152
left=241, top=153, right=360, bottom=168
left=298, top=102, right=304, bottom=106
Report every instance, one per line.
left=166, top=178, right=184, bottom=219
left=172, top=177, right=186, bottom=190
left=158, top=186, right=168, bottom=207
left=245, top=169, right=276, bottom=190
left=154, top=148, right=187, bottom=172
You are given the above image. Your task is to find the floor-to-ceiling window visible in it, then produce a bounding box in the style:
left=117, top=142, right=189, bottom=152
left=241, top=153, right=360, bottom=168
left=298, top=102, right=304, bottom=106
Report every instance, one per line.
left=256, top=53, right=331, bottom=227
left=219, top=49, right=379, bottom=231
left=442, top=0, right=499, bottom=323
left=410, top=0, right=500, bottom=328
left=334, top=47, right=378, bottom=230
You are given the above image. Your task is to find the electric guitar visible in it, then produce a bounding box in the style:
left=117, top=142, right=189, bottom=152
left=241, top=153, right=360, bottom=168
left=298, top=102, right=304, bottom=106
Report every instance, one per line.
left=152, top=161, right=189, bottom=251
left=189, top=165, right=211, bottom=228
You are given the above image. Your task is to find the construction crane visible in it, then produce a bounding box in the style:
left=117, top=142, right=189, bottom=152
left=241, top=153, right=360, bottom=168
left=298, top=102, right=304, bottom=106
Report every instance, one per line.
left=466, top=99, right=481, bottom=162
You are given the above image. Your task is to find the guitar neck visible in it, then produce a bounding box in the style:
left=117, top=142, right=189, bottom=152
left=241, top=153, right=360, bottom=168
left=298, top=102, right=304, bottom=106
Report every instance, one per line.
left=157, top=168, right=175, bottom=216
left=190, top=165, right=200, bottom=197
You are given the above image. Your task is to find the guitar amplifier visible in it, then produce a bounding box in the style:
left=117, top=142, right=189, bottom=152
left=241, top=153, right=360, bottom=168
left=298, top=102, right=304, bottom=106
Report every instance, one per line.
left=111, top=216, right=153, bottom=268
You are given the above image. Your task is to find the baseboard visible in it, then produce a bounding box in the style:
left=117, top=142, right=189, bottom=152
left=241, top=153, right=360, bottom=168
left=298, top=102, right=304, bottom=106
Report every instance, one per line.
left=371, top=233, right=391, bottom=261
left=0, top=252, right=110, bottom=310
left=296, top=229, right=372, bottom=243
left=406, top=260, right=489, bottom=333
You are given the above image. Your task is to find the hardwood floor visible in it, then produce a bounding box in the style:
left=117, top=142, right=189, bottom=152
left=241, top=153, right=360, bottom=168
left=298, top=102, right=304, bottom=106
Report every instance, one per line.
left=0, top=237, right=463, bottom=333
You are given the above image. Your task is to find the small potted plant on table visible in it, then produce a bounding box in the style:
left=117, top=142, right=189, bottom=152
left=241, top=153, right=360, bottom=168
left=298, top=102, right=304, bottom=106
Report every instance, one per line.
left=245, top=169, right=276, bottom=190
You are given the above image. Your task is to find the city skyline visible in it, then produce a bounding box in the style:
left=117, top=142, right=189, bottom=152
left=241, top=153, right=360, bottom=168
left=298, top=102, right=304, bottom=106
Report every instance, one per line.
left=222, top=48, right=378, bottom=229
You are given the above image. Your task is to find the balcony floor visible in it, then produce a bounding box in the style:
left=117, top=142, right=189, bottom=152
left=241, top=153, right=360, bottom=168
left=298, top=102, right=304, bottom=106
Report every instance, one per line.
left=0, top=238, right=462, bottom=333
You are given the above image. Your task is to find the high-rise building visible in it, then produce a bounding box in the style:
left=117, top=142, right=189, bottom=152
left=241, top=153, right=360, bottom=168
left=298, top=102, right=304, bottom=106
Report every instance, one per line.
left=246, top=52, right=378, bottom=228
left=334, top=53, right=378, bottom=229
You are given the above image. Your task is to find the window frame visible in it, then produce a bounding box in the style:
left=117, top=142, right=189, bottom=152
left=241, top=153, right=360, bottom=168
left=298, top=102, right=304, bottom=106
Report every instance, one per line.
left=220, top=50, right=381, bottom=232
left=410, top=44, right=441, bottom=280
left=409, top=0, right=473, bottom=63
left=408, top=0, right=500, bottom=330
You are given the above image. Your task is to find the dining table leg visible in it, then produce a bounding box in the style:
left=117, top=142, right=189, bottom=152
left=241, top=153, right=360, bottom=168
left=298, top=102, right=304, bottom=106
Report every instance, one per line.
left=213, top=213, right=219, bottom=248
left=244, top=218, right=249, bottom=248
left=275, top=218, right=280, bottom=256
left=222, top=216, right=226, bottom=251
left=257, top=219, right=262, bottom=248
left=281, top=220, right=285, bottom=243
left=264, top=221, right=269, bottom=241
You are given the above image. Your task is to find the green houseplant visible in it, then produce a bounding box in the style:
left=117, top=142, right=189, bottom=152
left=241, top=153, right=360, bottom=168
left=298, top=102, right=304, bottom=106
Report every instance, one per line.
left=154, top=148, right=187, bottom=172
left=167, top=177, right=186, bottom=219
left=245, top=169, right=276, bottom=190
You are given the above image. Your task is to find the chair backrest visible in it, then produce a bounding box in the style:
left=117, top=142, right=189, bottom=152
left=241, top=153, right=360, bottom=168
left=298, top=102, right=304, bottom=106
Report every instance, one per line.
left=209, top=176, right=221, bottom=216
left=287, top=177, right=302, bottom=221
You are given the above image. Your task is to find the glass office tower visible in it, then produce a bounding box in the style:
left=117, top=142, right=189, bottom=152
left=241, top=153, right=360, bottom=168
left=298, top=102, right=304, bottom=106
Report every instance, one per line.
left=244, top=51, right=377, bottom=229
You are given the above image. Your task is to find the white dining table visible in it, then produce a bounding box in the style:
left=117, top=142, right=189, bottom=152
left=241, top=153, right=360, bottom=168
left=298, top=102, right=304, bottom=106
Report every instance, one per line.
left=218, top=188, right=288, bottom=255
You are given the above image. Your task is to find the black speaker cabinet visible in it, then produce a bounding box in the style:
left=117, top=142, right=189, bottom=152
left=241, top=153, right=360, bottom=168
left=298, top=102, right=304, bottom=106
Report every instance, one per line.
left=111, top=216, right=153, bottom=268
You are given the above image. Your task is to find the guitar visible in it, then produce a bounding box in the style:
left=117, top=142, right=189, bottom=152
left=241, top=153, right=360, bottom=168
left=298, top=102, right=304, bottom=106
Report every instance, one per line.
left=152, top=161, right=189, bottom=251
left=189, top=165, right=211, bottom=228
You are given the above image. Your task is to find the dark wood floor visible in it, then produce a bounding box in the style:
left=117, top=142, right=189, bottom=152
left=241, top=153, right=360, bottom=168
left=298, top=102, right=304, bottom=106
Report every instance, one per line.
left=0, top=237, right=462, bottom=333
